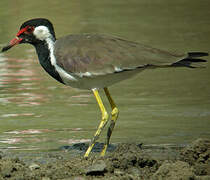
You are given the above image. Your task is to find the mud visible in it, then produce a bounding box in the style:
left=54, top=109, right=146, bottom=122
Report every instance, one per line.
left=0, top=139, right=209, bottom=180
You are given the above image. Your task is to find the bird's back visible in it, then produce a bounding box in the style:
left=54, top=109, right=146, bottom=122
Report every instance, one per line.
left=54, top=34, right=186, bottom=77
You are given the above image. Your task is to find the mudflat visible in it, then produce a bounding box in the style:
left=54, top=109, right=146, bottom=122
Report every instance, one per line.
left=0, top=138, right=209, bottom=180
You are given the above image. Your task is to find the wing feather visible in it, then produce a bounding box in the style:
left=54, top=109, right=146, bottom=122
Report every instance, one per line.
left=54, top=34, right=186, bottom=77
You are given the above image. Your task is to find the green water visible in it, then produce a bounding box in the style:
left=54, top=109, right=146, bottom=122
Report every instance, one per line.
left=0, top=0, right=209, bottom=151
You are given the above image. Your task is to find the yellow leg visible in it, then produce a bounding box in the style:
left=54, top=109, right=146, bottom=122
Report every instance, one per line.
left=84, top=88, right=109, bottom=158
left=100, top=87, right=119, bottom=156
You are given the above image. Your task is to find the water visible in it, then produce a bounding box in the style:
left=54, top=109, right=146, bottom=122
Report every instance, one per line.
left=0, top=0, right=209, bottom=151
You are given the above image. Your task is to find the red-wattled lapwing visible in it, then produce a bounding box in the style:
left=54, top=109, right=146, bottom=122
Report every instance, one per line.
left=1, top=18, right=208, bottom=157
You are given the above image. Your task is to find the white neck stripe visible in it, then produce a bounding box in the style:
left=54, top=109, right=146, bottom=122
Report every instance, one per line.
left=45, top=38, right=77, bottom=81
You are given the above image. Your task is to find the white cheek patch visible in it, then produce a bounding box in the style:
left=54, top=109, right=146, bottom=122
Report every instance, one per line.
left=33, top=26, right=51, bottom=40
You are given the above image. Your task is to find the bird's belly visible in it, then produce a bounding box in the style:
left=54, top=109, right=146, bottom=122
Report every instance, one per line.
left=62, top=68, right=145, bottom=90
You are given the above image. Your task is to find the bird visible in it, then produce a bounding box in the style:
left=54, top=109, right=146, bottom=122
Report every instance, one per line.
left=1, top=18, right=208, bottom=157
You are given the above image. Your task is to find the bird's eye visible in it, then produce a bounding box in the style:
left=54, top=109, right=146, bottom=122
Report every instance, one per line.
left=26, top=26, right=34, bottom=33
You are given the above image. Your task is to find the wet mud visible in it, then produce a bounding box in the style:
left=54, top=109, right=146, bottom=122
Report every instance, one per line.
left=0, top=138, right=209, bottom=180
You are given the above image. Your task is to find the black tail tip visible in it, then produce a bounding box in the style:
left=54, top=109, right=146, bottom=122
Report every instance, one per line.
left=188, top=52, right=209, bottom=58
left=173, top=52, right=208, bottom=68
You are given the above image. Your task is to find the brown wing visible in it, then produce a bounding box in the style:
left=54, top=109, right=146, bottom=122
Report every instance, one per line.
left=54, top=34, right=186, bottom=76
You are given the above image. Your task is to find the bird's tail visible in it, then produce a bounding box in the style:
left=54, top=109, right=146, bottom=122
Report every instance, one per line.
left=172, top=52, right=208, bottom=68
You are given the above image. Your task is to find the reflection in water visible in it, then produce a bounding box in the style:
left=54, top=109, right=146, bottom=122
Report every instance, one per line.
left=69, top=94, right=92, bottom=106
left=0, top=54, right=92, bottom=150
left=0, top=128, right=90, bottom=150
left=0, top=54, right=47, bottom=106
left=4, top=129, right=48, bottom=134
left=59, top=139, right=90, bottom=144
left=1, top=113, right=35, bottom=118
left=0, top=0, right=209, bottom=151
left=0, top=138, right=22, bottom=144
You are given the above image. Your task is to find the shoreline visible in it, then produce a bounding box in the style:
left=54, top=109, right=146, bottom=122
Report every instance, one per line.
left=0, top=138, right=209, bottom=179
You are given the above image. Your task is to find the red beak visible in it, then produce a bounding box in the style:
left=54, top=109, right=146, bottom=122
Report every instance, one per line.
left=1, top=37, right=23, bottom=52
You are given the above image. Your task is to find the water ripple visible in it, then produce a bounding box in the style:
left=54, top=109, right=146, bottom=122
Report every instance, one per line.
left=0, top=55, right=47, bottom=106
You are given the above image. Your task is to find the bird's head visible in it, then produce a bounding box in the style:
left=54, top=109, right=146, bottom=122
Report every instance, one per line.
left=2, top=18, right=56, bottom=52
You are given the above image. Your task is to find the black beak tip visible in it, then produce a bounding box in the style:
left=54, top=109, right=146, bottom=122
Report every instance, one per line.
left=1, top=45, right=12, bottom=52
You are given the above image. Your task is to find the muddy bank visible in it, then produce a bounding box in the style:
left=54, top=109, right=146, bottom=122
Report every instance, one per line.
left=0, top=138, right=209, bottom=180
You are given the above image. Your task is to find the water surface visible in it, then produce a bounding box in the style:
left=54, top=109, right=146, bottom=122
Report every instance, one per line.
left=0, top=0, right=209, bottom=151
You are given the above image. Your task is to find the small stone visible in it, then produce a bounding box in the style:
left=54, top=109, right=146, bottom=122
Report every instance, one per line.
left=85, top=160, right=107, bottom=175
left=42, top=178, right=50, bottom=180
left=59, top=177, right=85, bottom=180
left=129, top=167, right=140, bottom=177
left=114, top=169, right=124, bottom=176
left=29, top=163, right=40, bottom=170
left=73, top=177, right=86, bottom=180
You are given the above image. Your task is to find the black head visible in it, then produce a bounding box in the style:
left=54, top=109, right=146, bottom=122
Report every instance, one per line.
left=2, top=18, right=56, bottom=52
